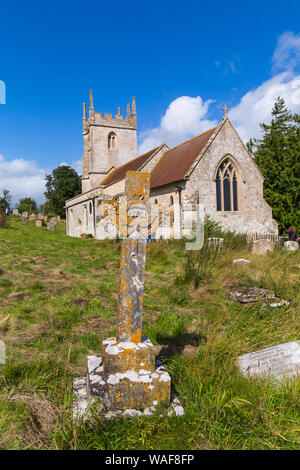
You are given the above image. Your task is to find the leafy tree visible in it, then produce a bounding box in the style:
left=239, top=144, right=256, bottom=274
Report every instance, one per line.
left=17, top=197, right=37, bottom=214
left=249, top=97, right=300, bottom=234
left=0, top=189, right=12, bottom=208
left=44, top=165, right=81, bottom=218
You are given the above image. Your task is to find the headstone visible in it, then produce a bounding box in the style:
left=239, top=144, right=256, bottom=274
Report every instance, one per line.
left=228, top=286, right=275, bottom=303
left=12, top=209, right=19, bottom=216
left=47, top=221, right=56, bottom=231
left=74, top=172, right=178, bottom=419
left=252, top=239, right=275, bottom=255
left=238, top=341, right=300, bottom=382
left=21, top=212, right=28, bottom=224
left=29, top=214, right=36, bottom=222
left=284, top=241, right=299, bottom=252
left=35, top=218, right=44, bottom=227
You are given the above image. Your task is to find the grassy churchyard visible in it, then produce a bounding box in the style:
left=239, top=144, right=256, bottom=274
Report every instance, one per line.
left=0, top=216, right=299, bottom=450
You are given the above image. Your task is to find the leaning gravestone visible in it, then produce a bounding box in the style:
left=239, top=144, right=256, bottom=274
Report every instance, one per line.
left=73, top=171, right=182, bottom=419
left=284, top=241, right=299, bottom=252
left=238, top=341, right=300, bottom=382
left=47, top=221, right=56, bottom=231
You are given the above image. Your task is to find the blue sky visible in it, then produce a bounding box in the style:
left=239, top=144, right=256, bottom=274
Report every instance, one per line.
left=1, top=0, right=300, bottom=205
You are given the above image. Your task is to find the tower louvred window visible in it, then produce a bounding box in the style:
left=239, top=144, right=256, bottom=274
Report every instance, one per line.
left=108, top=132, right=117, bottom=149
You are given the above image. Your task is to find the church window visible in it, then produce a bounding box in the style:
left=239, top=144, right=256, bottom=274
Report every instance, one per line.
left=89, top=202, right=93, bottom=214
left=108, top=132, right=117, bottom=149
left=154, top=199, right=158, bottom=204
left=216, top=158, right=238, bottom=211
left=170, top=195, right=174, bottom=206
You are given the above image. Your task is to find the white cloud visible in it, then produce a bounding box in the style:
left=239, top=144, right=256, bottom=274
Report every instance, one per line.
left=139, top=31, right=300, bottom=150
left=272, top=31, right=300, bottom=72
left=229, top=72, right=300, bottom=142
left=0, top=155, right=82, bottom=207
left=0, top=154, right=47, bottom=206
left=139, top=96, right=217, bottom=153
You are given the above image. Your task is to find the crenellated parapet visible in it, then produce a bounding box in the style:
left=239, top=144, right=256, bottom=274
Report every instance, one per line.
left=83, top=91, right=137, bottom=132
left=81, top=91, right=138, bottom=193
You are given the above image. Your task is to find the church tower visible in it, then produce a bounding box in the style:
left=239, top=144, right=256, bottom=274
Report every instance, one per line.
left=81, top=91, right=137, bottom=193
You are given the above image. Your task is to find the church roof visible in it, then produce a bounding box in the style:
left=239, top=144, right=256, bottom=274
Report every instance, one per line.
left=100, top=145, right=165, bottom=187
left=150, top=126, right=217, bottom=189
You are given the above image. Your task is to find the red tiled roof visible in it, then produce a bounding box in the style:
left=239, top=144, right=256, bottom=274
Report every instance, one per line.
left=150, top=127, right=217, bottom=189
left=101, top=145, right=163, bottom=187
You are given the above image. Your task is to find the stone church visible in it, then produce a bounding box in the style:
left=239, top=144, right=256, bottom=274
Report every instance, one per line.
left=65, top=92, right=278, bottom=239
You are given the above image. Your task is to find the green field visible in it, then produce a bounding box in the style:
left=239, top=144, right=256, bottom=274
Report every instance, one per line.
left=0, top=217, right=299, bottom=450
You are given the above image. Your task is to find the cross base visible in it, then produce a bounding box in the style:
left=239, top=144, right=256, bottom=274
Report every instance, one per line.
left=73, top=338, right=184, bottom=419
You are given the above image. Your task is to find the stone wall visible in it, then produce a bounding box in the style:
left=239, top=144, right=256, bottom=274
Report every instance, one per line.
left=184, top=120, right=278, bottom=234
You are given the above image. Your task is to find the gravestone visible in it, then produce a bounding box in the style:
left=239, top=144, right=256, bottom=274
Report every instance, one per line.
left=29, top=213, right=36, bottom=222
left=47, top=221, right=56, bottom=231
left=74, top=172, right=182, bottom=419
left=36, top=218, right=44, bottom=227
left=284, top=241, right=299, bottom=251
left=21, top=212, right=28, bottom=224
left=12, top=209, right=19, bottom=216
left=252, top=239, right=275, bottom=255
left=238, top=341, right=300, bottom=382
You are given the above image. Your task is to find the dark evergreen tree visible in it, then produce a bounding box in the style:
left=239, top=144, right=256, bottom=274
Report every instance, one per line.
left=250, top=97, right=300, bottom=234
left=44, top=165, right=81, bottom=218
left=0, top=189, right=12, bottom=208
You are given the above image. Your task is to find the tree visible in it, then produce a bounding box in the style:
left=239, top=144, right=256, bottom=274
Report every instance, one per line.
left=249, top=97, right=300, bottom=234
left=0, top=189, right=12, bottom=208
left=44, top=165, right=81, bottom=218
left=17, top=197, right=37, bottom=214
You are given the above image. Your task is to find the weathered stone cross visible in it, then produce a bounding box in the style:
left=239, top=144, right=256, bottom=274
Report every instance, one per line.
left=84, top=171, right=172, bottom=412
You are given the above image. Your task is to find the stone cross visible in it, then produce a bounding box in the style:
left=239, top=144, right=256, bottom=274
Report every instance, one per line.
left=76, top=171, right=172, bottom=414
left=222, top=104, right=229, bottom=118
left=116, top=171, right=150, bottom=344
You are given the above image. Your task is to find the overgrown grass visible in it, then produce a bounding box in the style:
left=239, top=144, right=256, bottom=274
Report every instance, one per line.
left=0, top=216, right=299, bottom=450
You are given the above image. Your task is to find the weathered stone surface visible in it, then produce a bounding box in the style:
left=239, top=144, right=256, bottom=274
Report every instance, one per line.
left=284, top=241, right=299, bottom=251
left=252, top=239, right=275, bottom=255
left=228, top=286, right=275, bottom=303
left=47, top=221, right=56, bottom=231
left=87, top=354, right=171, bottom=411
left=102, top=337, right=155, bottom=375
left=233, top=258, right=250, bottom=264
left=12, top=209, right=19, bottom=216
left=35, top=218, right=44, bottom=227
left=29, top=214, right=36, bottom=222
left=237, top=341, right=300, bottom=382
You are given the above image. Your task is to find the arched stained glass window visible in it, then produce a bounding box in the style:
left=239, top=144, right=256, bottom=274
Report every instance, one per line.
left=216, top=158, right=238, bottom=211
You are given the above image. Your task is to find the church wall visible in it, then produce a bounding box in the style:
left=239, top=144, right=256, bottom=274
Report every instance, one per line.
left=184, top=120, right=278, bottom=234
